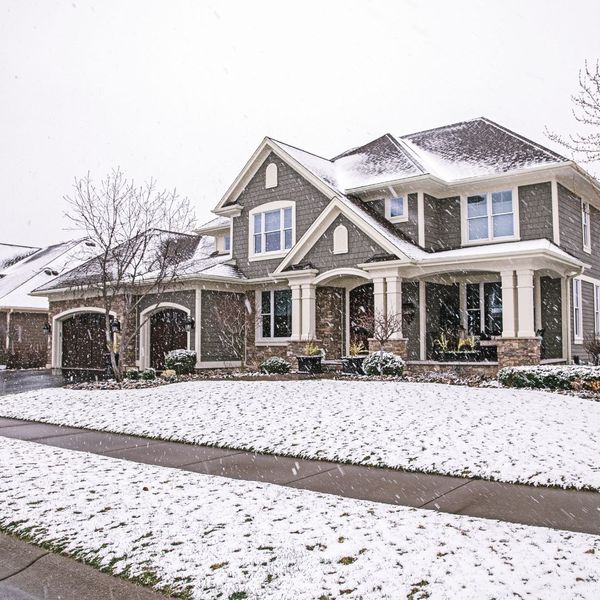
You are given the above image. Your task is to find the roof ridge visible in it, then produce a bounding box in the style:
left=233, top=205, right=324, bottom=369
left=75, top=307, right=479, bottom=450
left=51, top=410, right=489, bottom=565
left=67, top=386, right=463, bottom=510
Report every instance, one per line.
left=330, top=134, right=391, bottom=161
left=268, top=137, right=333, bottom=164
left=0, top=242, right=40, bottom=250
left=386, top=134, right=427, bottom=174
left=400, top=117, right=484, bottom=139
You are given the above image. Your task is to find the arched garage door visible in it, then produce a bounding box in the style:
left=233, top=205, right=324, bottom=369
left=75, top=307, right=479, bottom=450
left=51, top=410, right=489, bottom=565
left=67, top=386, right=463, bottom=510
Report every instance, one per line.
left=150, top=308, right=188, bottom=370
left=62, top=312, right=107, bottom=370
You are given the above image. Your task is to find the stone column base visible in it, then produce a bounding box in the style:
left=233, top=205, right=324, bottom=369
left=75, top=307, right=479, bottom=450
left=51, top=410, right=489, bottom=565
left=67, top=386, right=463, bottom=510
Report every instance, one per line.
left=496, top=337, right=541, bottom=369
left=368, top=338, right=408, bottom=359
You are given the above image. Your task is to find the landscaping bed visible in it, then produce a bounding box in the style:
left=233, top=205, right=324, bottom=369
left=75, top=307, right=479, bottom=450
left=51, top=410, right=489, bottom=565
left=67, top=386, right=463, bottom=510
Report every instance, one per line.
left=0, top=436, right=598, bottom=599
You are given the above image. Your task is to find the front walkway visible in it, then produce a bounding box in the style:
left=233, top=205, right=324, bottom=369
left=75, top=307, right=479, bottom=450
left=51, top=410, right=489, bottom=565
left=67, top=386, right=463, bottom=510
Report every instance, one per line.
left=0, top=417, right=598, bottom=535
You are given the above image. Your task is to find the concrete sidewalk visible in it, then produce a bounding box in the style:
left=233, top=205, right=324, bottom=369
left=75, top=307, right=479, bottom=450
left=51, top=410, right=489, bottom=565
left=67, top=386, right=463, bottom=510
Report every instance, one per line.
left=0, top=533, right=165, bottom=600
left=0, top=417, right=599, bottom=535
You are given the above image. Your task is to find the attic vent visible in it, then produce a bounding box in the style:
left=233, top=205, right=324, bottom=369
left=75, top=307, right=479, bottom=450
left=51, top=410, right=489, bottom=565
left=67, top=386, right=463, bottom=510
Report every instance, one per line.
left=84, top=241, right=96, bottom=246
left=44, top=268, right=59, bottom=276
left=265, top=163, right=278, bottom=189
left=333, top=224, right=348, bottom=254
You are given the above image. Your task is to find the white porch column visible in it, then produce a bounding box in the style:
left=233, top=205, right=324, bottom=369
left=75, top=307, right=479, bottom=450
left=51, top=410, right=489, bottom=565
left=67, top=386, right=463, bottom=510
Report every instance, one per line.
left=373, top=277, right=386, bottom=318
left=419, top=280, right=427, bottom=360
left=516, top=269, right=536, bottom=337
left=290, top=284, right=302, bottom=341
left=300, top=283, right=316, bottom=340
left=501, top=270, right=516, bottom=337
left=385, top=275, right=403, bottom=339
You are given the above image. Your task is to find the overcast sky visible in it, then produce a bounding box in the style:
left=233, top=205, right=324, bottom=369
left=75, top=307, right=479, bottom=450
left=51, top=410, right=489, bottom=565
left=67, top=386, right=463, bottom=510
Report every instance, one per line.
left=1, top=0, right=598, bottom=247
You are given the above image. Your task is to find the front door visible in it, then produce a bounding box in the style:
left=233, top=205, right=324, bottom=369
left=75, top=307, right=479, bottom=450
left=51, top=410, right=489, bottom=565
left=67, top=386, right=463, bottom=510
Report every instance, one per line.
left=149, top=309, right=188, bottom=370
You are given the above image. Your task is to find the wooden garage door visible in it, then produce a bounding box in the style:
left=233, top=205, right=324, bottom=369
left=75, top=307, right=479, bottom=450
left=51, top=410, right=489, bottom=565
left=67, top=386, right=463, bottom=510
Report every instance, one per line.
left=62, top=313, right=106, bottom=369
left=150, top=309, right=188, bottom=370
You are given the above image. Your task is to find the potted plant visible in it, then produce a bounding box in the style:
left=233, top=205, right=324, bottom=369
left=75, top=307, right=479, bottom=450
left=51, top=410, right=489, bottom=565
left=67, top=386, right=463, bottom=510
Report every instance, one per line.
left=296, top=341, right=323, bottom=374
left=342, top=342, right=367, bottom=375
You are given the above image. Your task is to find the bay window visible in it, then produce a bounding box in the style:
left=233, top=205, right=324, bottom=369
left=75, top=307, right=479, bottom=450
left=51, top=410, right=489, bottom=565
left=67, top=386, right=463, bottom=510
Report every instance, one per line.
left=250, top=202, right=294, bottom=259
left=465, top=190, right=516, bottom=243
left=260, top=289, right=292, bottom=339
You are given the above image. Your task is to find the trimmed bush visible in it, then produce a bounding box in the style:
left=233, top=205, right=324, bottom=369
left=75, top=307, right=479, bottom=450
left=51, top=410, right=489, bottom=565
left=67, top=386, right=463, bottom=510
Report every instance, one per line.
left=498, top=365, right=600, bottom=390
left=260, top=356, right=291, bottom=375
left=141, top=368, right=157, bottom=380
left=165, top=349, right=197, bottom=375
left=125, top=368, right=140, bottom=380
left=363, top=352, right=405, bottom=377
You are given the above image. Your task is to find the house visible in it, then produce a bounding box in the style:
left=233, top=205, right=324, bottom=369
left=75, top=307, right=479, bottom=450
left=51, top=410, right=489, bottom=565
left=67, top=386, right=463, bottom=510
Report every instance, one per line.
left=33, top=118, right=600, bottom=374
left=0, top=240, right=91, bottom=368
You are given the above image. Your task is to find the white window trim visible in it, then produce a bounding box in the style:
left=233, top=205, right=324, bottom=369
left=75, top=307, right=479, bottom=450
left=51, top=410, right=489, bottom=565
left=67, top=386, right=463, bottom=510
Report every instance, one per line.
left=460, top=188, right=520, bottom=246
left=573, top=278, right=583, bottom=343
left=582, top=200, right=591, bottom=254
left=594, top=283, right=600, bottom=336
left=248, top=201, right=296, bottom=262
left=255, top=289, right=292, bottom=345
left=384, top=195, right=409, bottom=223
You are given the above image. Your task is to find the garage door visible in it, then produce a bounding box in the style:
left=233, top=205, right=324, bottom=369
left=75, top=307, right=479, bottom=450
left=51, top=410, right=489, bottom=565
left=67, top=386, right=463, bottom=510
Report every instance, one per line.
left=150, top=308, right=188, bottom=370
left=62, top=313, right=107, bottom=369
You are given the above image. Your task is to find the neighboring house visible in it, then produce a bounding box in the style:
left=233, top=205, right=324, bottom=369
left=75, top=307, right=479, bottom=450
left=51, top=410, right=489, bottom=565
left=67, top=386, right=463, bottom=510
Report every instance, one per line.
left=34, top=118, right=600, bottom=373
left=0, top=240, right=91, bottom=368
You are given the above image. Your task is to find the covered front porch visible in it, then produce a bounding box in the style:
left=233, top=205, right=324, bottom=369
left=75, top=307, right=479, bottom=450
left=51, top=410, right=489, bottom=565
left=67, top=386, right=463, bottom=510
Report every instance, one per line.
left=277, top=247, right=580, bottom=370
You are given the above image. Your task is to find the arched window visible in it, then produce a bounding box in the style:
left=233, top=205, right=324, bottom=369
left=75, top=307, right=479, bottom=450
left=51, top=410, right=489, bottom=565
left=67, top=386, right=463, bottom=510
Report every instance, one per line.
left=265, top=163, right=278, bottom=189
left=333, top=224, right=348, bottom=254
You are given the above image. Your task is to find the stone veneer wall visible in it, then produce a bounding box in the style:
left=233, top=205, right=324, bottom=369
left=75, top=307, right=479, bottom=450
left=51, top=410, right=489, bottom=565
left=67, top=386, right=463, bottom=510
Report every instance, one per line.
left=0, top=310, right=48, bottom=368
left=496, top=337, right=542, bottom=369
left=368, top=338, right=408, bottom=359
left=315, top=287, right=344, bottom=359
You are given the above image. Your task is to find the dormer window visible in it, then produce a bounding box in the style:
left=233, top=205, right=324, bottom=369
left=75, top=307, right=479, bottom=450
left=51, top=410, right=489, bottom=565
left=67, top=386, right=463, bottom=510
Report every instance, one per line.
left=215, top=232, right=231, bottom=255
left=249, top=201, right=295, bottom=261
left=265, top=163, right=278, bottom=189
left=385, top=196, right=407, bottom=223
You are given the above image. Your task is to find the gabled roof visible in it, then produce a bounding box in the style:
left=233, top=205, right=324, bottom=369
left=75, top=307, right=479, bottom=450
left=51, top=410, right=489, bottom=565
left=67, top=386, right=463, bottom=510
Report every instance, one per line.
left=196, top=215, right=231, bottom=234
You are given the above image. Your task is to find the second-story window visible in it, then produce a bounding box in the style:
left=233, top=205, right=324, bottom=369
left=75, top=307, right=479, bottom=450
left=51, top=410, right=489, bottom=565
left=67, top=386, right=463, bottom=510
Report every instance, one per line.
left=385, top=196, right=407, bottom=223
left=582, top=201, right=591, bottom=253
left=250, top=202, right=295, bottom=259
left=466, top=190, right=515, bottom=243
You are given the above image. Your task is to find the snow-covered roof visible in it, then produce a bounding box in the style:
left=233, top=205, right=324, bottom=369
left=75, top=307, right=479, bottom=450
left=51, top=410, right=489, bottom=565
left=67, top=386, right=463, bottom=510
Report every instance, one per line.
left=0, top=240, right=93, bottom=310
left=265, top=118, right=570, bottom=197
left=0, top=243, right=39, bottom=271
left=196, top=215, right=231, bottom=234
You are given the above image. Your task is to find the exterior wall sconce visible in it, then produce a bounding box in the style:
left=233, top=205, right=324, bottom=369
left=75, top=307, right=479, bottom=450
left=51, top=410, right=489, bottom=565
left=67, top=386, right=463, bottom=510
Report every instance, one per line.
left=184, top=317, right=195, bottom=332
left=42, top=322, right=52, bottom=336
left=110, top=319, right=121, bottom=334
left=402, top=301, right=417, bottom=324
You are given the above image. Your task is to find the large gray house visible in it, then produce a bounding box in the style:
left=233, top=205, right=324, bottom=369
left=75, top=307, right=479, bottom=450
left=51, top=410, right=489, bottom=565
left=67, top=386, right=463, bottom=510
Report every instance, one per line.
left=35, top=118, right=600, bottom=374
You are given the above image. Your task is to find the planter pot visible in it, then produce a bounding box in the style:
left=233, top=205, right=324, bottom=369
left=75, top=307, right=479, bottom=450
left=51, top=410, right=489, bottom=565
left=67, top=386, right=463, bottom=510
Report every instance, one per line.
left=297, top=355, right=322, bottom=374
left=342, top=356, right=365, bottom=375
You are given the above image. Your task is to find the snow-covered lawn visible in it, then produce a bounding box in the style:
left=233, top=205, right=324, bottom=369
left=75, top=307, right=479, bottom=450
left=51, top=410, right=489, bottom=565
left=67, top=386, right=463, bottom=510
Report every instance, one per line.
left=1, top=380, right=599, bottom=490
left=0, top=436, right=598, bottom=599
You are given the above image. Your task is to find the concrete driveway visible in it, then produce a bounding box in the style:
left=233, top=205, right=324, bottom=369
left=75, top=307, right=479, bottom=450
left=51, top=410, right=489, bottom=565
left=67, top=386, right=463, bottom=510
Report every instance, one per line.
left=0, top=370, right=64, bottom=396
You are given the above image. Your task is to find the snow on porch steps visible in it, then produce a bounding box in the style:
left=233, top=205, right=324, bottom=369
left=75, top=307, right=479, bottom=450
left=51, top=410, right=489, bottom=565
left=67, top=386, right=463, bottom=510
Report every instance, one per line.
left=1, top=380, right=599, bottom=491
left=0, top=436, right=598, bottom=599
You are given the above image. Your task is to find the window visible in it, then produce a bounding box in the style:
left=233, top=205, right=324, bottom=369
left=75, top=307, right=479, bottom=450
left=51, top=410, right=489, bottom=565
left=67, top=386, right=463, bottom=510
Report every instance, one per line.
left=466, top=282, right=503, bottom=336
left=260, top=290, right=292, bottom=338
left=465, top=190, right=515, bottom=243
left=582, top=201, right=591, bottom=253
left=250, top=203, right=294, bottom=258
left=385, top=196, right=407, bottom=222
left=573, top=279, right=583, bottom=341
left=595, top=284, right=600, bottom=335
left=224, top=234, right=231, bottom=252
left=265, top=163, right=278, bottom=189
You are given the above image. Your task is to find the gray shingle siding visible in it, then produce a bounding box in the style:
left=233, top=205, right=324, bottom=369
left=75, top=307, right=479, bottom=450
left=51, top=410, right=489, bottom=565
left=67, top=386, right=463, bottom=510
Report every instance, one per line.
left=200, top=289, right=244, bottom=362
left=558, top=183, right=600, bottom=279
left=368, top=193, right=419, bottom=245
left=423, top=195, right=461, bottom=251
left=301, top=214, right=387, bottom=270
left=518, top=183, right=553, bottom=241
left=231, top=153, right=331, bottom=278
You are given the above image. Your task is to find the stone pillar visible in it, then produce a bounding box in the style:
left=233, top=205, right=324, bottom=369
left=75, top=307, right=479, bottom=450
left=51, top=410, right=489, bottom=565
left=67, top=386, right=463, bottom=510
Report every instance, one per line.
left=373, top=277, right=386, bottom=318
left=300, top=283, right=316, bottom=341
left=385, top=276, right=403, bottom=339
left=500, top=270, right=516, bottom=337
left=496, top=337, right=541, bottom=368
left=516, top=269, right=536, bottom=337
left=290, top=284, right=302, bottom=341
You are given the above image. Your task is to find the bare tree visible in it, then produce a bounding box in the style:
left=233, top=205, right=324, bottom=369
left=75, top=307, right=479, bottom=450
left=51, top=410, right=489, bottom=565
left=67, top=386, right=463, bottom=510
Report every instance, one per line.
left=546, top=60, right=600, bottom=164
left=64, top=168, right=196, bottom=381
left=358, top=309, right=404, bottom=352
left=208, top=292, right=248, bottom=365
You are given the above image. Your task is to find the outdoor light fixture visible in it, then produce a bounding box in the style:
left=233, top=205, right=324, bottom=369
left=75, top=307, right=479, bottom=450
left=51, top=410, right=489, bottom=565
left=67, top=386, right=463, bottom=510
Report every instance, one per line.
left=184, top=316, right=195, bottom=332
left=402, top=301, right=417, bottom=324
left=42, top=322, right=51, bottom=336
left=110, top=319, right=121, bottom=334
